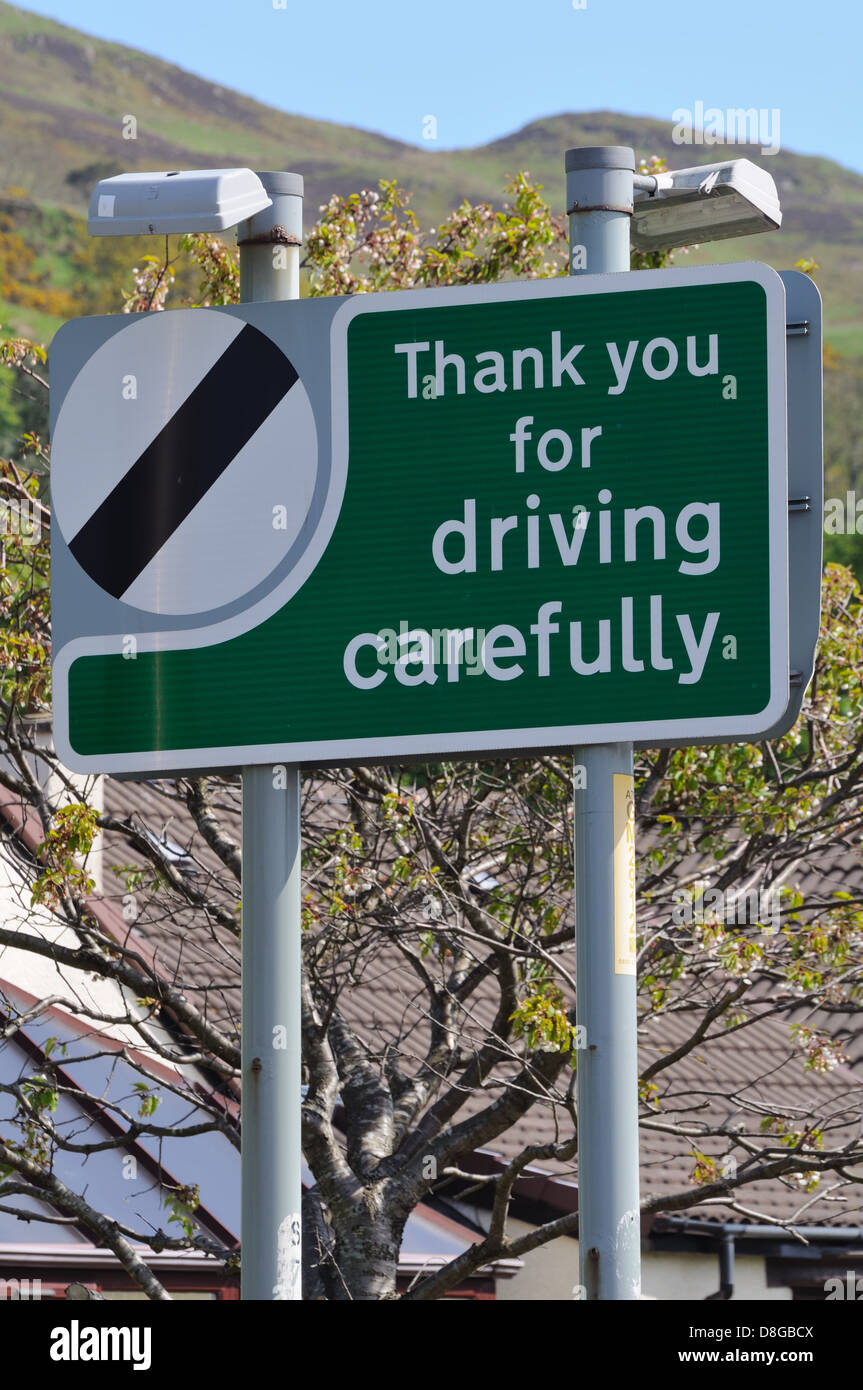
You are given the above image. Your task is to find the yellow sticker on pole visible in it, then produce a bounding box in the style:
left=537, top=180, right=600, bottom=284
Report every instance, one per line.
left=613, top=774, right=636, bottom=975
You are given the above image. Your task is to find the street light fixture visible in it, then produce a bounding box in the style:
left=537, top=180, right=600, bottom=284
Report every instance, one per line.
left=86, top=167, right=273, bottom=237
left=631, top=158, right=782, bottom=252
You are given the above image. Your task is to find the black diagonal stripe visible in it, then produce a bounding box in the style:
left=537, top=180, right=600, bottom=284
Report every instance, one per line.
left=69, top=324, right=298, bottom=599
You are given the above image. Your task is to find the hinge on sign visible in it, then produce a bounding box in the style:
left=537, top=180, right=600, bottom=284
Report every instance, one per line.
left=788, top=497, right=811, bottom=512
left=786, top=321, right=810, bottom=336
left=790, top=671, right=803, bottom=686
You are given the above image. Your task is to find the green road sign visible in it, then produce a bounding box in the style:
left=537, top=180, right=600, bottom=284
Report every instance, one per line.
left=50, top=263, right=788, bottom=774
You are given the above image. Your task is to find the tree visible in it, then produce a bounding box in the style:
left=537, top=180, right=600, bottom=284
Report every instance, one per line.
left=823, top=348, right=863, bottom=581
left=2, top=168, right=863, bottom=1300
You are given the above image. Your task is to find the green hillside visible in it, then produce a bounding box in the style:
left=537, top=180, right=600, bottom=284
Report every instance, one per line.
left=1, top=0, right=862, bottom=341
left=0, top=0, right=861, bottom=528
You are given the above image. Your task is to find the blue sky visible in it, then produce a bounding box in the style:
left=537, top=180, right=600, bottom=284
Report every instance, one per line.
left=14, top=0, right=863, bottom=174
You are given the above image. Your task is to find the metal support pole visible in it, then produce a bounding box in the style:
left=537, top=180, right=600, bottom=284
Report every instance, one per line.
left=567, top=147, right=642, bottom=1300
left=239, top=172, right=304, bottom=1301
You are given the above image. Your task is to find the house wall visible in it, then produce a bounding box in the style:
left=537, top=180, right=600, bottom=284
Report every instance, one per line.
left=0, top=852, right=147, bottom=1048
left=484, top=1217, right=792, bottom=1300
left=0, top=787, right=178, bottom=1061
left=0, top=733, right=103, bottom=892
left=641, top=1250, right=791, bottom=1302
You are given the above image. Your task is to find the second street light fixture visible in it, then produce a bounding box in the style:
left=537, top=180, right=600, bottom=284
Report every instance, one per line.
left=631, top=157, right=782, bottom=252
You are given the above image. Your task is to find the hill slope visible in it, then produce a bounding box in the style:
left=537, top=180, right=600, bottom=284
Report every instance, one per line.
left=1, top=2, right=861, bottom=562
left=1, top=1, right=861, bottom=345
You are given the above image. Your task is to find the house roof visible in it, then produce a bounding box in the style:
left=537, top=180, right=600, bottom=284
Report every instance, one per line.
left=0, top=779, right=515, bottom=1281
left=92, top=774, right=863, bottom=1230
left=5, top=770, right=863, bottom=1235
